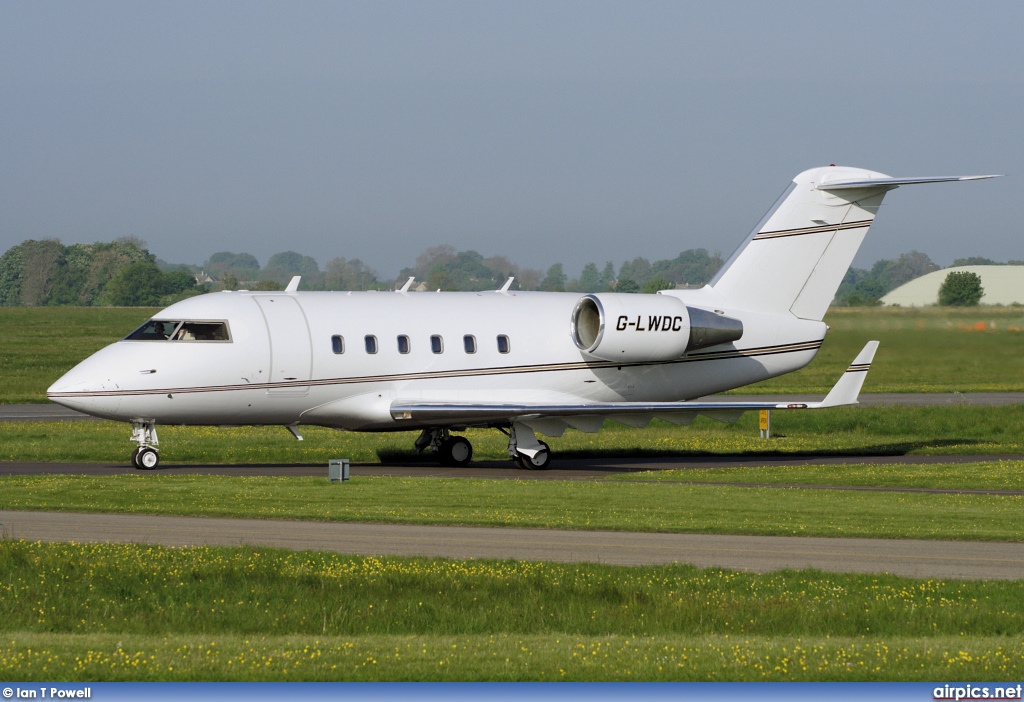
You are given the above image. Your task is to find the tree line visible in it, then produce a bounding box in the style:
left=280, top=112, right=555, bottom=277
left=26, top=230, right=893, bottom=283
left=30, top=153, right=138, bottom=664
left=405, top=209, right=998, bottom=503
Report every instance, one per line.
left=0, top=237, right=1012, bottom=307
left=0, top=238, right=202, bottom=307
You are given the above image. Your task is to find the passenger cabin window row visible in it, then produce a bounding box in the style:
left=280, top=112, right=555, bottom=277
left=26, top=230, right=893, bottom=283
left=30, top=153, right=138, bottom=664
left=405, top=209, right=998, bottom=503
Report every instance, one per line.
left=331, top=334, right=509, bottom=356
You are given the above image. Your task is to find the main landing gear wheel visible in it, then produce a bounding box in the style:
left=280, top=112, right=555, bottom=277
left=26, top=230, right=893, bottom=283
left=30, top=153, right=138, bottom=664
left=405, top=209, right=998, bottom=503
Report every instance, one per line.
left=134, top=447, right=159, bottom=470
left=439, top=436, right=473, bottom=466
left=514, top=441, right=551, bottom=470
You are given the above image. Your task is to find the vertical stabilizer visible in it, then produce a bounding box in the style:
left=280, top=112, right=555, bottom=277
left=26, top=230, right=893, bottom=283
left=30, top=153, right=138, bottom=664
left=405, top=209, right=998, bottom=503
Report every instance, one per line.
left=710, top=166, right=889, bottom=321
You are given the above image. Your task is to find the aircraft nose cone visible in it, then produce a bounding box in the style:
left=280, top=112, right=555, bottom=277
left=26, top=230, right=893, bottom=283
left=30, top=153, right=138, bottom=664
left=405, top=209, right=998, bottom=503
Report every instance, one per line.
left=47, top=361, right=124, bottom=419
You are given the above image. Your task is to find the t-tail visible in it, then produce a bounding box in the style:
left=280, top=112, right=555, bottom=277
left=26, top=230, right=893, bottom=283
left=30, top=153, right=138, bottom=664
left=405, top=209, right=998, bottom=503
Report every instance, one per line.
left=710, top=166, right=997, bottom=321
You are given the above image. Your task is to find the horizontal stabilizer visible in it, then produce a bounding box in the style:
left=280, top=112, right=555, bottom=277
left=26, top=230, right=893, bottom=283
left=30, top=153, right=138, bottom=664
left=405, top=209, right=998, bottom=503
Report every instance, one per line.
left=814, top=340, right=879, bottom=408
left=818, top=175, right=999, bottom=191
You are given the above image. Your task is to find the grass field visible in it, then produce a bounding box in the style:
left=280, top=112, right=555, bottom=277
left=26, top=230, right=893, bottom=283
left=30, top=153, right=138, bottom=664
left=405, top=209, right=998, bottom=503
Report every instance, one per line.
left=0, top=307, right=153, bottom=404
left=2, top=466, right=1023, bottom=540
left=2, top=540, right=1024, bottom=681
left=3, top=305, right=1024, bottom=402
left=745, top=306, right=1024, bottom=393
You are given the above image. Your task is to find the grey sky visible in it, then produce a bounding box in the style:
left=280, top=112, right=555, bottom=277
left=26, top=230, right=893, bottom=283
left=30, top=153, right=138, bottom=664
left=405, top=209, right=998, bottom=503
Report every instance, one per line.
left=1, top=1, right=1021, bottom=279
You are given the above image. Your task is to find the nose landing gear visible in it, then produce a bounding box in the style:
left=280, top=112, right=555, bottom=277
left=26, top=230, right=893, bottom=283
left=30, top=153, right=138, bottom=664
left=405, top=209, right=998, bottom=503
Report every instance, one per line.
left=130, top=420, right=160, bottom=470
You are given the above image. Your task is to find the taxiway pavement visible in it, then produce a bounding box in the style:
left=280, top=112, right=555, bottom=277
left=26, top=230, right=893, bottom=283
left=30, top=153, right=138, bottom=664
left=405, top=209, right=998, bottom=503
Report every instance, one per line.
left=2, top=509, right=1021, bottom=580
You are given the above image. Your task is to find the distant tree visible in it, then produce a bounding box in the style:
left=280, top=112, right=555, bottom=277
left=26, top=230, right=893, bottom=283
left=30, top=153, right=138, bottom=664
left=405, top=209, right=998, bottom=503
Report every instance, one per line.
left=324, top=258, right=379, bottom=290
left=642, top=276, right=673, bottom=294
left=426, top=269, right=456, bottom=291
left=577, top=263, right=601, bottom=293
left=252, top=280, right=282, bottom=291
left=81, top=240, right=155, bottom=305
left=951, top=256, right=999, bottom=267
left=0, top=238, right=155, bottom=306
left=101, top=263, right=170, bottom=306
left=49, top=243, right=97, bottom=305
left=0, top=244, right=24, bottom=306
left=938, top=271, right=984, bottom=306
left=615, top=278, right=640, bottom=293
left=483, top=255, right=519, bottom=286
left=219, top=272, right=240, bottom=291
left=101, top=263, right=201, bottom=306
left=204, top=252, right=260, bottom=280
left=428, top=250, right=495, bottom=290
left=262, top=251, right=322, bottom=287
left=834, top=250, right=938, bottom=306
left=650, top=249, right=724, bottom=287
left=517, top=267, right=541, bottom=291
left=540, top=263, right=567, bottom=292
left=886, top=251, right=938, bottom=288
left=599, top=261, right=616, bottom=290
left=618, top=257, right=651, bottom=286
left=413, top=245, right=458, bottom=278
left=18, top=239, right=65, bottom=306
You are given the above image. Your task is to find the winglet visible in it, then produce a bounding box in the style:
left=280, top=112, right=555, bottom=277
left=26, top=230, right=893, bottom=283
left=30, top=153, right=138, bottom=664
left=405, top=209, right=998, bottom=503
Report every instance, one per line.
left=498, top=277, right=515, bottom=293
left=813, top=341, right=879, bottom=408
left=397, top=277, right=415, bottom=294
left=285, top=276, right=301, bottom=292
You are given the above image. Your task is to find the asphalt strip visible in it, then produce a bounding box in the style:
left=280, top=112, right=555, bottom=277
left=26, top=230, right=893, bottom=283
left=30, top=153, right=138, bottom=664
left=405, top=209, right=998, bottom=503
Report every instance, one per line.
left=2, top=509, right=1022, bottom=580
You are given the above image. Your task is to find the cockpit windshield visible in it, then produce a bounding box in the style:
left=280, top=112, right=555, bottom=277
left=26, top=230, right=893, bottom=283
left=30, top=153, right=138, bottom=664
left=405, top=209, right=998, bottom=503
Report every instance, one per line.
left=125, top=320, right=231, bottom=342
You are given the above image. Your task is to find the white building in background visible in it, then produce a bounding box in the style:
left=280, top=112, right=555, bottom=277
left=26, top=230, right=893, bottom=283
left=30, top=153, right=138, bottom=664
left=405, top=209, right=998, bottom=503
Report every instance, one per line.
left=881, top=266, right=1024, bottom=307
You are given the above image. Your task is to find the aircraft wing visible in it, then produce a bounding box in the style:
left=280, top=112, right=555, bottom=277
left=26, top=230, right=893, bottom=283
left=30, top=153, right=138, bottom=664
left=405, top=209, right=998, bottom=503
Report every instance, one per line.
left=390, top=341, right=879, bottom=431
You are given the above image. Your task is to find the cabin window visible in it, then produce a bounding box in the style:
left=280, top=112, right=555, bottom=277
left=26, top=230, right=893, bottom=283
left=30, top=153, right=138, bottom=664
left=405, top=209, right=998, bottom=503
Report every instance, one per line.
left=463, top=334, right=477, bottom=354
left=365, top=335, right=378, bottom=354
left=331, top=335, right=345, bottom=354
left=125, top=320, right=230, bottom=342
left=430, top=335, right=444, bottom=354
left=497, top=334, right=510, bottom=354
left=397, top=335, right=411, bottom=354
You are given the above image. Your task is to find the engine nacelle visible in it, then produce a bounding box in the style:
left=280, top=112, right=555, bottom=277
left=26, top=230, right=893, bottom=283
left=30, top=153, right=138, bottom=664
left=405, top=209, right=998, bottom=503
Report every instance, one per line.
left=570, top=294, right=743, bottom=362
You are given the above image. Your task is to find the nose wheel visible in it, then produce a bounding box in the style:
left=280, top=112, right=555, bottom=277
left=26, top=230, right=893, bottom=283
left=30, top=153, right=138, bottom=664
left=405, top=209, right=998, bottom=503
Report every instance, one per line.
left=131, top=446, right=160, bottom=470
left=130, top=420, right=160, bottom=470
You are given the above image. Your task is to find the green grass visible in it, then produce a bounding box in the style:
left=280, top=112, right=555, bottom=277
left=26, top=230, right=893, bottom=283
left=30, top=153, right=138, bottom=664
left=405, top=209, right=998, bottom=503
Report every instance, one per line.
left=612, top=461, right=1024, bottom=490
left=4, top=306, right=1024, bottom=403
left=0, top=307, right=153, bottom=404
left=3, top=471, right=1023, bottom=541
left=743, top=306, right=1024, bottom=393
left=5, top=404, right=1024, bottom=465
left=7, top=632, right=1024, bottom=681
left=2, top=540, right=1024, bottom=680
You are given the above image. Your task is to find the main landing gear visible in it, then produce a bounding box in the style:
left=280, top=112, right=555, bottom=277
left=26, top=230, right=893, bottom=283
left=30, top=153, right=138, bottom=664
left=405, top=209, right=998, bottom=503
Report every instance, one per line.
left=415, top=428, right=474, bottom=466
left=415, top=423, right=552, bottom=470
left=130, top=420, right=160, bottom=470
left=506, top=422, right=551, bottom=470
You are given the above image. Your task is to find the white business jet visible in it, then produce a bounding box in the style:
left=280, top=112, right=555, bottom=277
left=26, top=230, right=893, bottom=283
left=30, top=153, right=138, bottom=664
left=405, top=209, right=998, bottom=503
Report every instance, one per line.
left=48, top=166, right=995, bottom=469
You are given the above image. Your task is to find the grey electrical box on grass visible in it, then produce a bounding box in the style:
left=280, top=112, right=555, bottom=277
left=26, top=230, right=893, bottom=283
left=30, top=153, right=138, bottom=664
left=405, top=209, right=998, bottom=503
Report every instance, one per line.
left=329, top=459, right=350, bottom=482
